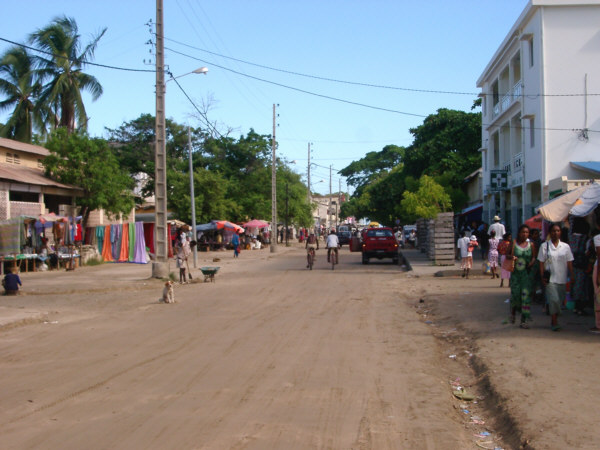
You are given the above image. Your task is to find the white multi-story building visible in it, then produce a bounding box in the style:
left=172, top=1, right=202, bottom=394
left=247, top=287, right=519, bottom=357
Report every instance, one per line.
left=477, top=0, right=600, bottom=232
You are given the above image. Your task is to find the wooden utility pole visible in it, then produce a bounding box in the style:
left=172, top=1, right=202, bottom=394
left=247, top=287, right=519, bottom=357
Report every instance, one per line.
left=307, top=142, right=311, bottom=204
left=271, top=104, right=277, bottom=253
left=152, top=0, right=169, bottom=278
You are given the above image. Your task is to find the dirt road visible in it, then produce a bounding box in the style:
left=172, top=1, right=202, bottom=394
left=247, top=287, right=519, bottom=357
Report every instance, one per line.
left=4, top=245, right=599, bottom=449
left=1, top=246, right=481, bottom=449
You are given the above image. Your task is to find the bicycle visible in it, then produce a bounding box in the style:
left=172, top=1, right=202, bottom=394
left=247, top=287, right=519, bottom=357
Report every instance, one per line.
left=328, top=247, right=338, bottom=270
left=307, top=247, right=316, bottom=270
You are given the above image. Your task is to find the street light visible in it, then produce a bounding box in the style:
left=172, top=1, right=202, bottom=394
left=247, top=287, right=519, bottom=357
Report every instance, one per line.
left=169, top=66, right=208, bottom=81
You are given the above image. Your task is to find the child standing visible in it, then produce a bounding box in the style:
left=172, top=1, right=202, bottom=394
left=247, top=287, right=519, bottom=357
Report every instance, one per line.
left=498, top=233, right=512, bottom=287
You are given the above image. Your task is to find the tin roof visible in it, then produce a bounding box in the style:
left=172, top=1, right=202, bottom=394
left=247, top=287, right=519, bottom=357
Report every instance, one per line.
left=0, top=137, right=49, bottom=157
left=0, top=163, right=81, bottom=192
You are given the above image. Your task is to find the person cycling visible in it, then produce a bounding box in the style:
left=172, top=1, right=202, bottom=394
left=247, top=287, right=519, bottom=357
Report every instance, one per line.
left=326, top=229, right=340, bottom=264
left=305, top=231, right=319, bottom=268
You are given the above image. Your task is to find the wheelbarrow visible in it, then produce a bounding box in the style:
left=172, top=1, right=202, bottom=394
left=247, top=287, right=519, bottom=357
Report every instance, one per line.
left=200, top=266, right=220, bottom=283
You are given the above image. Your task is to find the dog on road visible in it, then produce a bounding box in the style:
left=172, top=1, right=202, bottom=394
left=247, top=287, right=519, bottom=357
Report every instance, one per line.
left=160, top=281, right=175, bottom=303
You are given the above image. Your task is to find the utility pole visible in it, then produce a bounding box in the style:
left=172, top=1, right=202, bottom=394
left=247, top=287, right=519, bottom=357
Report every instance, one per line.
left=188, top=127, right=197, bottom=268
left=270, top=104, right=277, bottom=253
left=285, top=183, right=289, bottom=246
left=307, top=142, right=311, bottom=204
left=152, top=0, right=168, bottom=278
left=329, top=164, right=332, bottom=230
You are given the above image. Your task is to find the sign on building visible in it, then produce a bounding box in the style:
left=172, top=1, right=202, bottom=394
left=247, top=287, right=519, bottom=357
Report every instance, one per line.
left=490, top=170, right=508, bottom=191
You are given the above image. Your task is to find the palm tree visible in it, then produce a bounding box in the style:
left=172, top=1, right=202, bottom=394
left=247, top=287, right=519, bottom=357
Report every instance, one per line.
left=0, top=46, right=45, bottom=142
left=29, top=16, right=106, bottom=134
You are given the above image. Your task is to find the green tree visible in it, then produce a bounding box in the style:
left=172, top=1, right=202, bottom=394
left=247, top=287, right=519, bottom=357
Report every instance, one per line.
left=404, top=108, right=480, bottom=182
left=44, top=129, right=135, bottom=232
left=400, top=175, right=451, bottom=221
left=339, top=144, right=404, bottom=194
left=0, top=46, right=46, bottom=142
left=29, top=16, right=105, bottom=133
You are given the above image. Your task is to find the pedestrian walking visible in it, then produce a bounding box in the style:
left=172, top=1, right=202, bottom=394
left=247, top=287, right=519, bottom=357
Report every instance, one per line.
left=232, top=232, right=240, bottom=258
left=498, top=233, right=512, bottom=287
left=538, top=223, right=575, bottom=332
left=456, top=231, right=471, bottom=278
left=569, top=217, right=591, bottom=315
left=592, top=259, right=600, bottom=333
left=508, top=225, right=536, bottom=328
left=488, top=215, right=506, bottom=242
left=488, top=230, right=500, bottom=279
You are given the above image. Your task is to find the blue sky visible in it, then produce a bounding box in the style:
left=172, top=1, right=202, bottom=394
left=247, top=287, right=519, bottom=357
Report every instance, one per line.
left=0, top=0, right=528, bottom=195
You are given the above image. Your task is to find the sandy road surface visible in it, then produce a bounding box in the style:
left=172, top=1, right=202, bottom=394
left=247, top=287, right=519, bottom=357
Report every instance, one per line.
left=0, top=246, right=478, bottom=449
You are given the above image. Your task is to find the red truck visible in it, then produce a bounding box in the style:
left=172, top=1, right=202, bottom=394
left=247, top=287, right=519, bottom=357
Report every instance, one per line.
left=361, top=226, right=399, bottom=264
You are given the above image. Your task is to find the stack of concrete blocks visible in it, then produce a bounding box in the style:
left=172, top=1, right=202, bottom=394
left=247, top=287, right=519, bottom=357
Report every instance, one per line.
left=430, top=212, right=454, bottom=265
left=416, top=212, right=454, bottom=265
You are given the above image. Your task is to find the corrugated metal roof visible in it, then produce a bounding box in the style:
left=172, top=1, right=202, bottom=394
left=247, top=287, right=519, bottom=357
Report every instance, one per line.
left=571, top=161, right=600, bottom=175
left=0, top=137, right=49, bottom=157
left=0, top=163, right=81, bottom=192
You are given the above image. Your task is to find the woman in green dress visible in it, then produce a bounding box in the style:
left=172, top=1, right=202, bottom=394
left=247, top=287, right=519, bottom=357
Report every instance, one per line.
left=509, top=224, right=536, bottom=328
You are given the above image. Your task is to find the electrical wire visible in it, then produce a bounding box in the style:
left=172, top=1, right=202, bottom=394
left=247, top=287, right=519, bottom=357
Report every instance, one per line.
left=1, top=35, right=596, bottom=134
left=165, top=47, right=428, bottom=118
left=0, top=36, right=155, bottom=73
left=165, top=36, right=600, bottom=98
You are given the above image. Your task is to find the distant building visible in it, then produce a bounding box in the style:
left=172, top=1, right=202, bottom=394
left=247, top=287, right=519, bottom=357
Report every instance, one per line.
left=477, top=0, right=600, bottom=232
left=0, top=138, right=81, bottom=220
left=311, top=194, right=344, bottom=230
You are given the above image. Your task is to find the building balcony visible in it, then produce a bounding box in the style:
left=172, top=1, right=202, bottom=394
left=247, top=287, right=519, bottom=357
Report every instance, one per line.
left=491, top=79, right=523, bottom=119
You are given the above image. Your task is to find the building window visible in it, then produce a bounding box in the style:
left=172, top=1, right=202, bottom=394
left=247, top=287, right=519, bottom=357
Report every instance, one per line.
left=528, top=38, right=534, bottom=67
left=37, top=159, right=43, bottom=169
left=6, top=153, right=13, bottom=163
left=13, top=154, right=20, bottom=165
left=529, top=118, right=535, bottom=147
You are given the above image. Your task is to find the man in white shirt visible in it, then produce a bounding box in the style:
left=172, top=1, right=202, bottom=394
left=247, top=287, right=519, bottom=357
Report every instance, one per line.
left=488, top=216, right=506, bottom=240
left=326, top=230, right=340, bottom=263
left=538, top=223, right=575, bottom=331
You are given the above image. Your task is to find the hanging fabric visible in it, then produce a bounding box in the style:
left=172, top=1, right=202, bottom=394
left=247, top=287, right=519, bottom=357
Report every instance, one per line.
left=96, top=226, right=104, bottom=254
left=143, top=223, right=154, bottom=255
left=101, top=225, right=113, bottom=261
left=133, top=222, right=148, bottom=263
left=119, top=223, right=129, bottom=262
left=128, top=222, right=135, bottom=261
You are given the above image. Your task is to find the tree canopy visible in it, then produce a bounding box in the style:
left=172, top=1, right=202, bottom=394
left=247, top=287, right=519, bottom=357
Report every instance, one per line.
left=340, top=108, right=481, bottom=225
left=44, top=129, right=135, bottom=230
left=108, top=115, right=313, bottom=227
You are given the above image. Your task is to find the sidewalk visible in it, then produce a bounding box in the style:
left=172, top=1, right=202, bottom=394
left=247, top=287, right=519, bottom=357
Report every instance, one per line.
left=400, top=247, right=489, bottom=277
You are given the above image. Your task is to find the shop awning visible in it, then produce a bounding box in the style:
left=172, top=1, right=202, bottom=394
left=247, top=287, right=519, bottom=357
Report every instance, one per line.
left=570, top=161, right=600, bottom=177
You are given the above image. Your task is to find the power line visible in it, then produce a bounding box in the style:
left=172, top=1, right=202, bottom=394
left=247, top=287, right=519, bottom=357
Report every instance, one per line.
left=165, top=47, right=428, bottom=118
left=165, top=36, right=600, bottom=98
left=0, top=36, right=155, bottom=73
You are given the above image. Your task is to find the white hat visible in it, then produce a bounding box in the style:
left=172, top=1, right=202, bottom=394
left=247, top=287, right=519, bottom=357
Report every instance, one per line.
left=493, top=215, right=501, bottom=222
left=470, top=235, right=478, bottom=241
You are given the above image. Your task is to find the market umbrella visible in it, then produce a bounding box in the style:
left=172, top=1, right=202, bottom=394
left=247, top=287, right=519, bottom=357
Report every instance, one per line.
left=243, top=219, right=269, bottom=228
left=524, top=213, right=543, bottom=230
left=214, top=220, right=245, bottom=233
left=537, top=183, right=600, bottom=221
